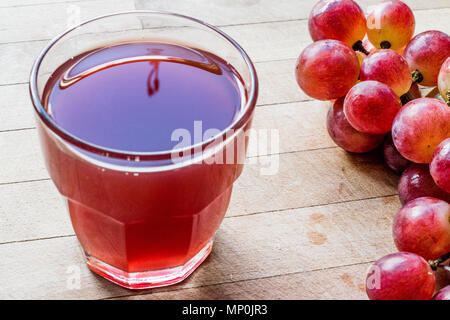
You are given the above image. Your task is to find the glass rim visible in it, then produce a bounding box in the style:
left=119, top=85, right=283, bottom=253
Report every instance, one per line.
left=29, top=10, right=258, bottom=161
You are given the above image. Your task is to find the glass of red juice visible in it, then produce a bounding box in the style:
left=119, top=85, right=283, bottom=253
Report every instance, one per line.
left=29, top=11, right=258, bottom=289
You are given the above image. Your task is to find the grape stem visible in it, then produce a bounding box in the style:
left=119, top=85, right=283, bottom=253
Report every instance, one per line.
left=446, top=91, right=450, bottom=106
left=352, top=40, right=370, bottom=56
left=411, top=70, right=424, bottom=84
left=429, top=252, right=450, bottom=271
left=400, top=91, right=415, bottom=105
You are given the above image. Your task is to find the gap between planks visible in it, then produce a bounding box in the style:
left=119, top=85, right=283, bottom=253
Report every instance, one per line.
left=0, top=194, right=401, bottom=299
left=102, top=260, right=374, bottom=300
left=0, top=193, right=398, bottom=247
left=0, top=5, right=449, bottom=46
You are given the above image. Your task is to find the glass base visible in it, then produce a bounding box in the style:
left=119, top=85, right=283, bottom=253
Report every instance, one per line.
left=85, top=239, right=213, bottom=289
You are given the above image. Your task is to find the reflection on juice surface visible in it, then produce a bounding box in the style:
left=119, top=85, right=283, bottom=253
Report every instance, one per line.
left=38, top=42, right=252, bottom=278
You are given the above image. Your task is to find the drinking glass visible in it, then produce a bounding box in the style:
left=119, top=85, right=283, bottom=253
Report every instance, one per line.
left=29, top=11, right=258, bottom=289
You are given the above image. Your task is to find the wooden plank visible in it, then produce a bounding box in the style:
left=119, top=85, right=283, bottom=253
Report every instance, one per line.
left=0, top=180, right=74, bottom=245
left=0, top=130, right=46, bottom=184
left=0, top=59, right=308, bottom=132
left=249, top=100, right=332, bottom=155
left=228, top=147, right=398, bottom=216
left=1, top=7, right=448, bottom=86
left=2, top=0, right=447, bottom=301
left=0, top=59, right=433, bottom=133
left=116, top=262, right=372, bottom=300
left=221, top=7, right=450, bottom=64
left=0, top=0, right=135, bottom=44
left=0, top=99, right=333, bottom=184
left=0, top=145, right=399, bottom=244
left=0, top=102, right=398, bottom=244
left=136, top=0, right=450, bottom=26
left=0, top=84, right=35, bottom=132
left=119, top=261, right=449, bottom=300
left=0, top=104, right=398, bottom=214
left=256, top=59, right=310, bottom=106
left=1, top=2, right=447, bottom=46
left=0, top=61, right=429, bottom=136
left=0, top=59, right=435, bottom=134
left=2, top=0, right=448, bottom=15
left=0, top=196, right=399, bottom=299
left=0, top=41, right=45, bottom=86
left=0, top=0, right=94, bottom=8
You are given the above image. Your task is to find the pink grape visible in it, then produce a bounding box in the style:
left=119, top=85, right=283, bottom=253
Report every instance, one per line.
left=366, top=0, right=415, bottom=51
left=343, top=80, right=401, bottom=134
left=366, top=252, right=435, bottom=300
left=327, top=97, right=385, bottom=153
left=360, top=49, right=412, bottom=96
left=404, top=31, right=450, bottom=87
left=295, top=40, right=359, bottom=101
left=392, top=98, right=450, bottom=163
left=430, top=138, right=450, bottom=193
left=308, top=0, right=366, bottom=48
left=393, top=197, right=450, bottom=260
left=384, top=133, right=411, bottom=173
left=433, top=285, right=450, bottom=300
left=398, top=164, right=450, bottom=205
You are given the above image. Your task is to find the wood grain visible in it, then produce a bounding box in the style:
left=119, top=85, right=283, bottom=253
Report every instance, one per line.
left=1, top=99, right=333, bottom=184
left=0, top=145, right=399, bottom=244
left=1, top=0, right=449, bottom=300
left=0, top=59, right=306, bottom=132
left=0, top=7, right=448, bottom=86
left=116, top=262, right=372, bottom=300
left=0, top=0, right=135, bottom=44
left=135, top=0, right=450, bottom=26
left=2, top=0, right=447, bottom=40
left=0, top=196, right=399, bottom=299
left=0, top=130, right=46, bottom=184
left=0, top=84, right=35, bottom=132
left=0, top=0, right=94, bottom=8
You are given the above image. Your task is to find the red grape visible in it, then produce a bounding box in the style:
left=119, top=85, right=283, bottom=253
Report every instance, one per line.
left=392, top=98, right=450, bottom=163
left=438, top=57, right=450, bottom=105
left=366, top=0, right=415, bottom=51
left=404, top=31, right=450, bottom=87
left=308, top=0, right=366, bottom=48
left=366, top=252, right=435, bottom=300
left=343, top=80, right=401, bottom=134
left=327, top=97, right=385, bottom=153
left=433, top=285, right=450, bottom=300
left=360, top=49, right=412, bottom=97
left=398, top=164, right=450, bottom=205
left=295, top=40, right=359, bottom=101
left=393, top=197, right=450, bottom=260
left=384, top=133, right=411, bottom=173
left=430, top=138, right=450, bottom=193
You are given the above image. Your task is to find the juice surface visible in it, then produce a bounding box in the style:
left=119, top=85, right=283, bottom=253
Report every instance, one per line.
left=44, top=42, right=243, bottom=152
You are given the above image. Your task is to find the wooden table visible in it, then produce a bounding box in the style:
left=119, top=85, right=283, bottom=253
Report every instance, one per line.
left=0, top=0, right=449, bottom=300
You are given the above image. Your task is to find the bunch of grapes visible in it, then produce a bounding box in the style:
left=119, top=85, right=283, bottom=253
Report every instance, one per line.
left=296, top=0, right=450, bottom=300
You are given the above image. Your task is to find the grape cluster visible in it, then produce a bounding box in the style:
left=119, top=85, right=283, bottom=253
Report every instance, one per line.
left=296, top=0, right=450, bottom=300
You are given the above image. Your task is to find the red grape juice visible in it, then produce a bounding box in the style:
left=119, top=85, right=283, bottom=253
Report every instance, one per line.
left=38, top=42, right=252, bottom=287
